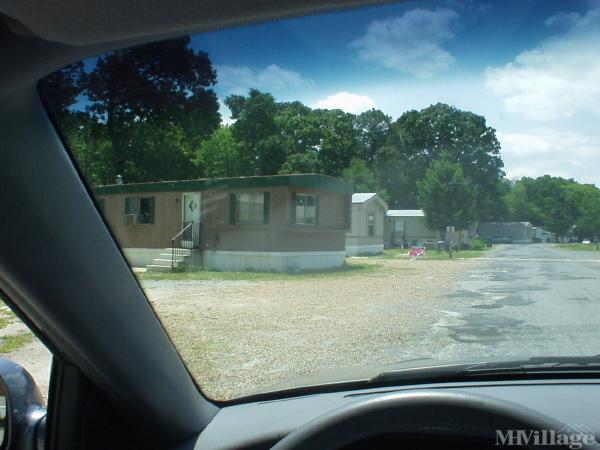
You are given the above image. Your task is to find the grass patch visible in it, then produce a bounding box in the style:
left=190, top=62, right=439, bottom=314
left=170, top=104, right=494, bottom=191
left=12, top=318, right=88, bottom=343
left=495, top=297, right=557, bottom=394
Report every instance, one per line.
left=555, top=243, right=599, bottom=251
left=137, top=260, right=381, bottom=281
left=0, top=332, right=34, bottom=353
left=421, top=250, right=487, bottom=260
left=378, top=248, right=488, bottom=260
left=0, top=316, right=11, bottom=330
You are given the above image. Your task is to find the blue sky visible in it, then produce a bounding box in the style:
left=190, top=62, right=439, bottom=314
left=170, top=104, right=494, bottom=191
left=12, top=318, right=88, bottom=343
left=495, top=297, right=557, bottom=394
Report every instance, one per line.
left=189, top=0, right=600, bottom=186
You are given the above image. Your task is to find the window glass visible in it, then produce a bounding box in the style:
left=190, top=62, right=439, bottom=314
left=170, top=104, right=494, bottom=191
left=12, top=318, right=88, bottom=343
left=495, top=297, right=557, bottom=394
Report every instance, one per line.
left=125, top=197, right=155, bottom=224
left=295, top=194, right=318, bottom=225
left=38, top=0, right=600, bottom=403
left=234, top=193, right=265, bottom=224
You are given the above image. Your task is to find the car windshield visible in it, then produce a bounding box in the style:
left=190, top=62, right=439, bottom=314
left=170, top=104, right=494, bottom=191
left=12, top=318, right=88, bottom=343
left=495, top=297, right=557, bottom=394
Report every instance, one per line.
left=39, top=0, right=600, bottom=401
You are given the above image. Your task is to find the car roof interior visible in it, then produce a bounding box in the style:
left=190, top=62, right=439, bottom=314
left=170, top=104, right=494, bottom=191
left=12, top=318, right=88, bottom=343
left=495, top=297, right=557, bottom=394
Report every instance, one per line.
left=0, top=0, right=388, bottom=97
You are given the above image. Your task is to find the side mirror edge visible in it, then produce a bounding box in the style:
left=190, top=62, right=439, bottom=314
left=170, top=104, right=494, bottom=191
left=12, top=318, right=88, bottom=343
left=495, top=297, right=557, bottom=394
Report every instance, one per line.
left=0, top=357, right=47, bottom=450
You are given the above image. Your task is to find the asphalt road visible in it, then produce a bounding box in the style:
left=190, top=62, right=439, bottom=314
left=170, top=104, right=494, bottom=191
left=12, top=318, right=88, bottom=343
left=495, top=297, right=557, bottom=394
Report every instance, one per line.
left=429, top=244, right=600, bottom=360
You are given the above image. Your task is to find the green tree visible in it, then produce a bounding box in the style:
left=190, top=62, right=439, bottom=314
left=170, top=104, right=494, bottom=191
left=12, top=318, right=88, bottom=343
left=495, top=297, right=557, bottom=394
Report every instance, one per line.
left=565, top=183, right=600, bottom=240
left=381, top=103, right=505, bottom=218
left=39, top=62, right=85, bottom=117
left=196, top=127, right=250, bottom=177
left=417, top=156, right=476, bottom=238
left=312, top=108, right=360, bottom=176
left=279, top=151, right=323, bottom=174
left=507, top=176, right=578, bottom=238
left=226, top=90, right=285, bottom=175
left=354, top=109, right=391, bottom=166
left=85, top=36, right=220, bottom=182
left=59, top=112, right=113, bottom=185
left=342, top=158, right=383, bottom=196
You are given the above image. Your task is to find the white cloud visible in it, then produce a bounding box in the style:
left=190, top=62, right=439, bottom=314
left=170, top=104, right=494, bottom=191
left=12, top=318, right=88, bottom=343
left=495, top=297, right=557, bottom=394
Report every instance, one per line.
left=350, top=8, right=458, bottom=78
left=545, top=11, right=581, bottom=28
left=498, top=129, right=600, bottom=184
left=218, top=101, right=235, bottom=126
left=313, top=92, right=377, bottom=114
left=485, top=5, right=600, bottom=121
left=215, top=64, right=313, bottom=95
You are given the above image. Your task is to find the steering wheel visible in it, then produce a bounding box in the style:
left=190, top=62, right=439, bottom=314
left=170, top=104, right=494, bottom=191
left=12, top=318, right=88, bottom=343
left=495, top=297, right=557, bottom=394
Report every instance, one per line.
left=271, top=390, right=596, bottom=449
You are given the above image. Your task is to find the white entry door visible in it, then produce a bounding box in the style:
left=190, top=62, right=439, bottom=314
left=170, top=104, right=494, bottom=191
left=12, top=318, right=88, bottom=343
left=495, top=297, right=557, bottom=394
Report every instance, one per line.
left=182, top=193, right=201, bottom=248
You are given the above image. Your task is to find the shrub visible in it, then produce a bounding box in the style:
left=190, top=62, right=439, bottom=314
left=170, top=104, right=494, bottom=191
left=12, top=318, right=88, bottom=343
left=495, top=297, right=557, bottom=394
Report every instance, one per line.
left=471, top=239, right=486, bottom=251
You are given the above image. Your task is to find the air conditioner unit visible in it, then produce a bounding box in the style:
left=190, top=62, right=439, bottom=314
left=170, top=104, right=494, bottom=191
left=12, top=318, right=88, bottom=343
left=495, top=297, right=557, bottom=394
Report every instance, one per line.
left=125, top=214, right=138, bottom=225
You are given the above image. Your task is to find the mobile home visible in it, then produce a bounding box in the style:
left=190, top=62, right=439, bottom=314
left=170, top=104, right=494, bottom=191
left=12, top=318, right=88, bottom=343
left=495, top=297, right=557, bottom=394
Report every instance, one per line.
left=345, top=193, right=387, bottom=256
left=95, top=174, right=352, bottom=272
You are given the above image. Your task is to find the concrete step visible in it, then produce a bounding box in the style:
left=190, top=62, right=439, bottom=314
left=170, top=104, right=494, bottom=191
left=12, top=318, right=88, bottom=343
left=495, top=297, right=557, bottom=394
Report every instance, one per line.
left=146, top=264, right=172, bottom=272
left=159, top=253, right=185, bottom=260
left=152, top=258, right=181, bottom=266
left=161, top=248, right=192, bottom=256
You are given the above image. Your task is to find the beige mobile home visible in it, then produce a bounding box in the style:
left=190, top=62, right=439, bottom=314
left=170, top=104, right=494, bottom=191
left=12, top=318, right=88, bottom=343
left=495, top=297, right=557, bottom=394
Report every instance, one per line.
left=384, top=210, right=439, bottom=247
left=345, top=193, right=387, bottom=256
left=95, top=174, right=352, bottom=272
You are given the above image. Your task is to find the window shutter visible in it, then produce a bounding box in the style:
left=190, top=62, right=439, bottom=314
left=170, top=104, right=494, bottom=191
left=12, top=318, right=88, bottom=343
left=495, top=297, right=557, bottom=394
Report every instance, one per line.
left=124, top=197, right=130, bottom=224
left=148, top=197, right=155, bottom=224
left=229, top=193, right=236, bottom=225
left=263, top=192, right=270, bottom=225
left=315, top=195, right=320, bottom=226
left=291, top=193, right=297, bottom=225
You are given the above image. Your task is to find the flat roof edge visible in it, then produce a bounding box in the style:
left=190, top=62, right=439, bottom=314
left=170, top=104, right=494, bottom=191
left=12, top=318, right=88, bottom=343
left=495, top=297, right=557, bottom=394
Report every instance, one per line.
left=93, top=173, right=353, bottom=196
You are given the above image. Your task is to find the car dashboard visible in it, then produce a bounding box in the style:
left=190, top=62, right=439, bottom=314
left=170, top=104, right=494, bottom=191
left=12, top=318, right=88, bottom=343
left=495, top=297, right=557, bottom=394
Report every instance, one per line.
left=194, top=379, right=600, bottom=449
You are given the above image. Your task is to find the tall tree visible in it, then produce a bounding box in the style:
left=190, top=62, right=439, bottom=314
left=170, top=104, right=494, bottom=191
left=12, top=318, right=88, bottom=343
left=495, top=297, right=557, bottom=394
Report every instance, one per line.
left=196, top=127, right=251, bottom=177
left=312, top=108, right=360, bottom=176
left=565, top=183, right=600, bottom=240
left=381, top=103, right=505, bottom=218
left=507, top=176, right=578, bottom=237
left=85, top=36, right=220, bottom=182
left=342, top=158, right=384, bottom=197
left=354, top=109, right=391, bottom=166
left=39, top=62, right=86, bottom=117
left=226, top=90, right=285, bottom=175
left=417, top=155, right=476, bottom=238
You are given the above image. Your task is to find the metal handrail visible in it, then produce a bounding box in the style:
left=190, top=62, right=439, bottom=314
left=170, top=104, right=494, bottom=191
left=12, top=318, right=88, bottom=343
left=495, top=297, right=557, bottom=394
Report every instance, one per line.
left=171, top=222, right=194, bottom=269
left=171, top=222, right=193, bottom=241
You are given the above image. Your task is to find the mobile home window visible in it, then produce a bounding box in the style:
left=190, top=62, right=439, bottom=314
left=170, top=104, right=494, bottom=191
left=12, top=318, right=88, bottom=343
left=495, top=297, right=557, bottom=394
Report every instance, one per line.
left=368, top=211, right=375, bottom=237
left=230, top=192, right=269, bottom=225
left=124, top=197, right=155, bottom=224
left=293, top=193, right=318, bottom=225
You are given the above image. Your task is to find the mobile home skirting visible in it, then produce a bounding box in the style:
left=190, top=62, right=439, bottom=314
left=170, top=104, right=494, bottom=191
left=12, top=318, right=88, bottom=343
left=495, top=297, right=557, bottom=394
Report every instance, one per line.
left=346, top=244, right=384, bottom=256
left=203, top=250, right=346, bottom=272
left=123, top=248, right=164, bottom=267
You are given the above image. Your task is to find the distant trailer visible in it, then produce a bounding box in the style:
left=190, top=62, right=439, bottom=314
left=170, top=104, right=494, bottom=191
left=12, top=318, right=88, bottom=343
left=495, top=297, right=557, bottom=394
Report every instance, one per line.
left=477, top=222, right=535, bottom=244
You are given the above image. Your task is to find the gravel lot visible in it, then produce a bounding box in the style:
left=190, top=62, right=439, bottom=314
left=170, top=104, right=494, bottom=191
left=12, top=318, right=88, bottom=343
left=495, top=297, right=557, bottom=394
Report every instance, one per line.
left=143, top=257, right=485, bottom=400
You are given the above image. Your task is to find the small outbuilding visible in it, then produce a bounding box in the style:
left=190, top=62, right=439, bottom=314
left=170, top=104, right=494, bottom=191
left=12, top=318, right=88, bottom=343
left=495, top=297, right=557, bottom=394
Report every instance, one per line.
left=95, top=174, right=352, bottom=272
left=384, top=210, right=438, bottom=247
left=345, top=193, right=388, bottom=256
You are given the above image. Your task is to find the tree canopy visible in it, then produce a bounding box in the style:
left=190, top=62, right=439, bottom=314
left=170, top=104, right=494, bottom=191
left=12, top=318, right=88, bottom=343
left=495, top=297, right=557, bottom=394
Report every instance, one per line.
left=505, top=176, right=600, bottom=239
left=40, top=41, right=600, bottom=236
left=417, top=155, right=476, bottom=236
left=41, top=36, right=220, bottom=184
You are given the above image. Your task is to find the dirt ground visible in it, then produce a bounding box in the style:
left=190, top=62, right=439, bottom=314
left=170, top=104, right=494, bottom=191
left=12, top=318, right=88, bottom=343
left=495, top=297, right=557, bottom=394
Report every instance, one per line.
left=143, top=257, right=484, bottom=400
left=1, top=257, right=485, bottom=402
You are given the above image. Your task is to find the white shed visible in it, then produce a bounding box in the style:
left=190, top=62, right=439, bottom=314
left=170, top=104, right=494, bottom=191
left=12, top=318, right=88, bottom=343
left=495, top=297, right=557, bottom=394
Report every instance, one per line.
left=345, top=193, right=388, bottom=256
